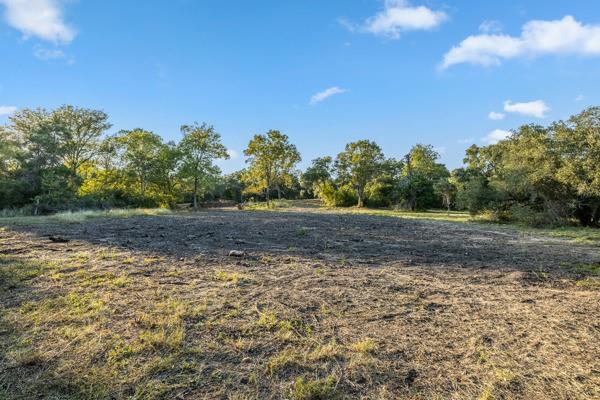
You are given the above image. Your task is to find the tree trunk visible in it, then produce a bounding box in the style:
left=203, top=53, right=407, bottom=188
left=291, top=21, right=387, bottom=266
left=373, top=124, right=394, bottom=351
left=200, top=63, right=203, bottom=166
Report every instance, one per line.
left=357, top=188, right=364, bottom=208
left=277, top=185, right=282, bottom=200
left=265, top=184, right=270, bottom=205
left=193, top=176, right=198, bottom=210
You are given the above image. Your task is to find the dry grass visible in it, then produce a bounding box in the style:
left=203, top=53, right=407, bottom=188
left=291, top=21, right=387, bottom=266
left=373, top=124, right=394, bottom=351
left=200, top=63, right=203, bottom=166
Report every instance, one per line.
left=0, top=208, right=172, bottom=225
left=0, top=208, right=598, bottom=399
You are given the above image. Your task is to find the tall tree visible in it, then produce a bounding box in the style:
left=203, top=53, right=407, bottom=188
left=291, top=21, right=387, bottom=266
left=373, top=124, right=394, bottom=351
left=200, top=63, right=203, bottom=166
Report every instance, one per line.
left=400, top=144, right=448, bottom=211
left=554, top=107, right=600, bottom=226
left=335, top=140, right=384, bottom=207
left=243, top=130, right=300, bottom=203
left=113, top=129, right=165, bottom=198
left=53, top=105, right=112, bottom=176
left=178, top=123, right=229, bottom=209
left=301, top=156, right=333, bottom=198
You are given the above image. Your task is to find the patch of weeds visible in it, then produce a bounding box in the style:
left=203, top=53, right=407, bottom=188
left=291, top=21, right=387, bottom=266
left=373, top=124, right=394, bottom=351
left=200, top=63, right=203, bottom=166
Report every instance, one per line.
left=228, top=337, right=254, bottom=352
left=307, top=341, right=340, bottom=361
left=575, top=278, right=600, bottom=289
left=0, top=256, right=44, bottom=291
left=350, top=338, right=376, bottom=354
left=20, top=292, right=106, bottom=325
left=0, top=208, right=172, bottom=225
left=215, top=270, right=252, bottom=287
left=122, top=256, right=137, bottom=265
left=184, top=300, right=208, bottom=320
left=296, top=227, right=310, bottom=237
left=97, top=248, right=121, bottom=261
left=261, top=255, right=274, bottom=264
left=477, top=349, right=490, bottom=364
left=569, top=263, right=600, bottom=277
left=138, top=325, right=185, bottom=352
left=257, top=310, right=279, bottom=330
left=267, top=349, right=301, bottom=375
left=531, top=269, right=549, bottom=281
left=291, top=376, right=338, bottom=400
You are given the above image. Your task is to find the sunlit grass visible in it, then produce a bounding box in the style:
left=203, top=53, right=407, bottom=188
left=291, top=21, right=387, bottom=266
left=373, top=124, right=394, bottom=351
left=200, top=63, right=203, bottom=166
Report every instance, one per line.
left=0, top=208, right=171, bottom=225
left=243, top=199, right=294, bottom=210
left=244, top=200, right=600, bottom=244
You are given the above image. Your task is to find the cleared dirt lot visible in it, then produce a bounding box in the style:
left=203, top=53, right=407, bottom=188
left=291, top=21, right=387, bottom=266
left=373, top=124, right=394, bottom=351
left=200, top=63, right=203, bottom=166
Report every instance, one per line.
left=1, top=209, right=599, bottom=399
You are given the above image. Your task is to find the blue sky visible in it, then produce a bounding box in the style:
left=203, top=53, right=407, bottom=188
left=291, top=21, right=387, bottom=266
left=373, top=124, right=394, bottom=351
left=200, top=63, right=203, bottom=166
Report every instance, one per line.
left=1, top=0, right=600, bottom=173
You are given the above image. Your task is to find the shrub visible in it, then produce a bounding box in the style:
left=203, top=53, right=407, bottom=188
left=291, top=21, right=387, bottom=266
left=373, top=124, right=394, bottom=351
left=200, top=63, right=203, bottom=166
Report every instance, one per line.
left=315, top=181, right=356, bottom=207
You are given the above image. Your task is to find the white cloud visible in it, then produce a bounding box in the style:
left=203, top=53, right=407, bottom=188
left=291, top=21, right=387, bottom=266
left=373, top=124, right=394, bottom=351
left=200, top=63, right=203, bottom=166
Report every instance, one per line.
left=0, top=105, right=17, bottom=115
left=33, top=46, right=65, bottom=60
left=226, top=149, right=239, bottom=160
left=479, top=20, right=503, bottom=34
left=341, top=0, right=447, bottom=39
left=488, top=111, right=505, bottom=120
left=483, top=129, right=511, bottom=144
left=310, top=86, right=347, bottom=105
left=0, top=0, right=76, bottom=44
left=442, top=15, right=600, bottom=68
left=503, top=100, right=549, bottom=118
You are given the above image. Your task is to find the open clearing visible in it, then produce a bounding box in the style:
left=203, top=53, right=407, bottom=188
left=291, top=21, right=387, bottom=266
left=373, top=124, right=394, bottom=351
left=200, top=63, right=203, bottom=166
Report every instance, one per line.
left=1, top=207, right=599, bottom=399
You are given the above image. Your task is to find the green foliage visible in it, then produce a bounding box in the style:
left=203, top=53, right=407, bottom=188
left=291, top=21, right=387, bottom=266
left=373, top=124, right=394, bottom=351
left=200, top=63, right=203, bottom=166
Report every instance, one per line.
left=301, top=156, right=333, bottom=198
left=454, top=107, right=600, bottom=226
left=335, top=140, right=384, bottom=207
left=178, top=123, right=229, bottom=208
left=315, top=180, right=357, bottom=207
left=243, top=130, right=301, bottom=202
left=2, top=103, right=600, bottom=229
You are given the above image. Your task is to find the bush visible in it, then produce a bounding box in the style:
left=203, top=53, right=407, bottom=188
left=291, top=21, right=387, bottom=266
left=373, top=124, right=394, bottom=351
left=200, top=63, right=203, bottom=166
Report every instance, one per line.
left=315, top=181, right=356, bottom=207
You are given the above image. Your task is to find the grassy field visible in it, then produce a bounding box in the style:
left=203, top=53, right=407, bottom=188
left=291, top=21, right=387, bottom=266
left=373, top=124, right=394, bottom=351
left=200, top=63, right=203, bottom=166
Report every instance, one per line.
left=0, top=205, right=599, bottom=399
left=245, top=199, right=600, bottom=244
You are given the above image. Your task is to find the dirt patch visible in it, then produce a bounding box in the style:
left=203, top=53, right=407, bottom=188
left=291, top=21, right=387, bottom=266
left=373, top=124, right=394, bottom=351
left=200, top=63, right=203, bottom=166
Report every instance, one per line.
left=0, top=209, right=599, bottom=399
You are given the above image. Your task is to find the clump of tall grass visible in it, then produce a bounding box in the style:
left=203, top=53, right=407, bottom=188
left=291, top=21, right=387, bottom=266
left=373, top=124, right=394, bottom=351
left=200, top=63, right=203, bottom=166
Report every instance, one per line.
left=0, top=208, right=172, bottom=224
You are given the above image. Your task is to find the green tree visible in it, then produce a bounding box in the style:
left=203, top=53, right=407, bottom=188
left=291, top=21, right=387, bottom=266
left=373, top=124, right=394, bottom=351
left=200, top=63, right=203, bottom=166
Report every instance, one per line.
left=178, top=123, right=229, bottom=209
left=400, top=144, right=448, bottom=210
left=52, top=105, right=112, bottom=177
left=335, top=140, right=384, bottom=207
left=113, top=129, right=165, bottom=199
left=554, top=107, right=600, bottom=226
left=301, top=156, right=333, bottom=198
left=243, top=130, right=301, bottom=203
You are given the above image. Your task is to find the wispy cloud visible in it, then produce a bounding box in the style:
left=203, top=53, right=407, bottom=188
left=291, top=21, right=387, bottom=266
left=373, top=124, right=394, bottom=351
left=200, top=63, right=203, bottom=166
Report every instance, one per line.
left=310, top=87, right=347, bottom=105
left=0, top=0, right=76, bottom=44
left=442, top=16, right=600, bottom=69
left=340, top=0, right=447, bottom=39
left=479, top=20, right=503, bottom=34
left=0, top=105, right=17, bottom=115
left=226, top=149, right=239, bottom=160
left=482, top=129, right=511, bottom=144
left=575, top=94, right=585, bottom=102
left=488, top=111, right=505, bottom=120
left=504, top=100, right=549, bottom=118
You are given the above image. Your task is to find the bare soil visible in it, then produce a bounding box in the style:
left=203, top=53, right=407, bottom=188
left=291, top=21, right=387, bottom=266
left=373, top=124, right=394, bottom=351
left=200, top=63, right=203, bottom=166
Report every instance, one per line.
left=1, top=208, right=599, bottom=399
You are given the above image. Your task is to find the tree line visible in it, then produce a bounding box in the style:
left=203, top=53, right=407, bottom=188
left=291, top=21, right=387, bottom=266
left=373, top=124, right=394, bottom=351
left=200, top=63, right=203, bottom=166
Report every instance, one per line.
left=1, top=105, right=599, bottom=227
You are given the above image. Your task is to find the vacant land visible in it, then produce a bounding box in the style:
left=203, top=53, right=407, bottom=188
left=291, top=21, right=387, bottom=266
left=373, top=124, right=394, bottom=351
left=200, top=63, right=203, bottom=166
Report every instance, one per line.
left=1, top=207, right=599, bottom=399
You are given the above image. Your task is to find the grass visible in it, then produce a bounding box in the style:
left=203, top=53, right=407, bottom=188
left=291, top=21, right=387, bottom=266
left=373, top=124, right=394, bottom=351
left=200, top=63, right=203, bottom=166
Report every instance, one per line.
left=0, top=208, right=172, bottom=225
left=349, top=338, right=376, bottom=354
left=245, top=199, right=600, bottom=245
left=243, top=199, right=294, bottom=210
left=0, top=208, right=597, bottom=399
left=291, top=376, right=337, bottom=400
